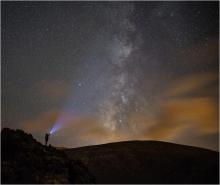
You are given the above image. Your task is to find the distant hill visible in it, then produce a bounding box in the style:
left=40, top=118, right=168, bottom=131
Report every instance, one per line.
left=65, top=140, right=219, bottom=184
left=1, top=128, right=219, bottom=184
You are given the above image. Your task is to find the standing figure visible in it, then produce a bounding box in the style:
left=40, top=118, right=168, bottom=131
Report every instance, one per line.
left=45, top=133, right=50, bottom=146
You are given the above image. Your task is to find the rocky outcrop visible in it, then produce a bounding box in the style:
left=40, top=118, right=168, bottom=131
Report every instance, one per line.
left=1, top=128, right=95, bottom=184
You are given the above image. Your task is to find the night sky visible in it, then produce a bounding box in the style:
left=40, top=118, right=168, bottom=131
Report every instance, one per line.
left=2, top=2, right=219, bottom=150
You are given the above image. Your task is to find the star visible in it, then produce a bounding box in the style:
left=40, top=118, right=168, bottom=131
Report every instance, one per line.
left=78, top=83, right=82, bottom=87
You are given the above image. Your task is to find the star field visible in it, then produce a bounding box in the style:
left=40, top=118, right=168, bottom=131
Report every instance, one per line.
left=2, top=2, right=219, bottom=150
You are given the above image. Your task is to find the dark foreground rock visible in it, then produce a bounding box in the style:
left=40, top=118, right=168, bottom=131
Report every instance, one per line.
left=1, top=128, right=219, bottom=184
left=65, top=140, right=219, bottom=184
left=1, top=128, right=95, bottom=184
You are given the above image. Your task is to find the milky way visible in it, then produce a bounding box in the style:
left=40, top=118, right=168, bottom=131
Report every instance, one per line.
left=2, top=2, right=219, bottom=150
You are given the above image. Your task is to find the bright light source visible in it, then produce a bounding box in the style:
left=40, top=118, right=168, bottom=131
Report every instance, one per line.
left=49, top=112, right=73, bottom=135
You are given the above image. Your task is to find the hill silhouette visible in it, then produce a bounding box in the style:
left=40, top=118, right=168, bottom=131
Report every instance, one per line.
left=1, top=128, right=219, bottom=184
left=65, top=140, right=219, bottom=184
left=1, top=128, right=95, bottom=184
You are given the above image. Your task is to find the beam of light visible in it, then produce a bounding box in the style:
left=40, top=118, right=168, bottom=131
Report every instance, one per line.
left=50, top=121, right=62, bottom=134
left=49, top=111, right=74, bottom=134
left=48, top=59, right=106, bottom=135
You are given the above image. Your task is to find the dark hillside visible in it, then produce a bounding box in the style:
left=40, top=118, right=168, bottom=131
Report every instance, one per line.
left=1, top=128, right=219, bottom=184
left=65, top=140, right=219, bottom=183
left=1, top=128, right=95, bottom=184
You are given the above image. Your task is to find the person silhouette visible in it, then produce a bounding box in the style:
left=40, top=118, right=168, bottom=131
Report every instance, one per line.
left=45, top=133, right=50, bottom=146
